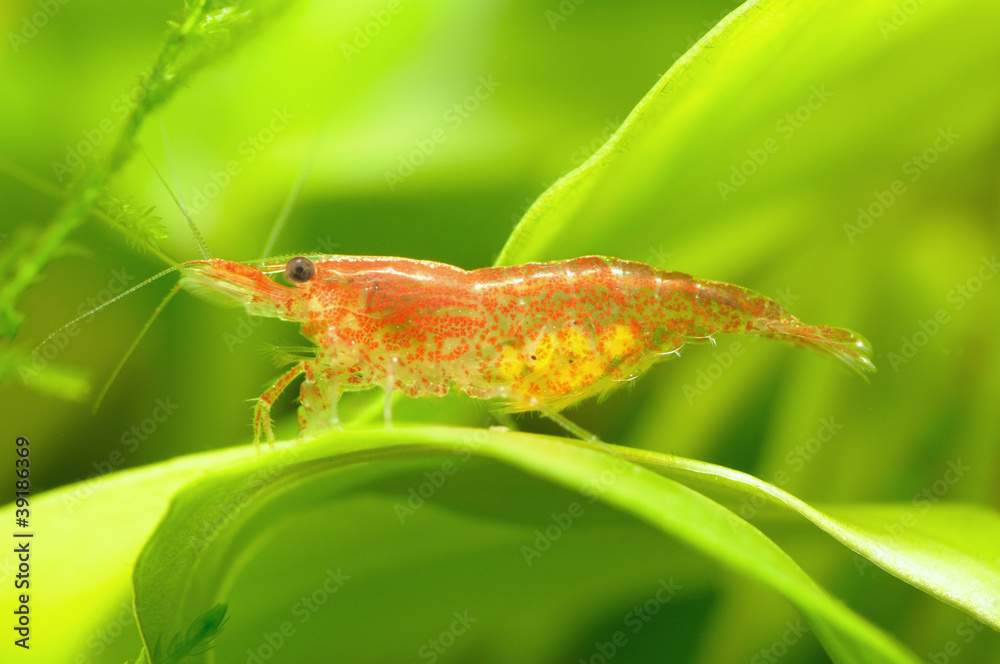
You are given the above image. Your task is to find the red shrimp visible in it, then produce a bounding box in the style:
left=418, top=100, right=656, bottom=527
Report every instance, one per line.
left=179, top=254, right=874, bottom=442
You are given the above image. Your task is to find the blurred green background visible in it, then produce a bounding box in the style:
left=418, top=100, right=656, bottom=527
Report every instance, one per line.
left=1, top=0, right=999, bottom=662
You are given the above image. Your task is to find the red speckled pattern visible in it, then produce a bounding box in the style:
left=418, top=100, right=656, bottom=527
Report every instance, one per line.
left=180, top=255, right=874, bottom=435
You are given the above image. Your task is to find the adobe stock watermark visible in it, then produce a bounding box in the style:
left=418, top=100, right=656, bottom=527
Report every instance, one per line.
left=416, top=610, right=477, bottom=663
left=61, top=396, right=180, bottom=514
left=717, top=84, right=833, bottom=201
left=568, top=116, right=621, bottom=168
left=119, top=396, right=180, bottom=450
left=577, top=578, right=681, bottom=664
left=669, top=1, right=743, bottom=62
left=19, top=267, right=137, bottom=386
left=74, top=600, right=140, bottom=663
left=509, top=180, right=552, bottom=226
left=51, top=71, right=158, bottom=182
left=520, top=501, right=585, bottom=566
left=187, top=444, right=305, bottom=553
left=681, top=337, right=750, bottom=404
left=188, top=107, right=296, bottom=213
left=394, top=427, right=489, bottom=524
left=384, top=74, right=500, bottom=191
left=0, top=554, right=15, bottom=586
left=8, top=0, right=72, bottom=53
left=339, top=0, right=409, bottom=62
left=925, top=616, right=987, bottom=664
left=885, top=255, right=997, bottom=373
left=738, top=416, right=844, bottom=521
left=508, top=116, right=621, bottom=225
left=681, top=288, right=799, bottom=403
left=843, top=126, right=958, bottom=243
left=521, top=454, right=633, bottom=566
left=545, top=0, right=588, bottom=30
left=878, top=0, right=928, bottom=40
left=750, top=618, right=811, bottom=664
left=854, top=458, right=970, bottom=576
left=245, top=568, right=349, bottom=664
left=645, top=245, right=673, bottom=269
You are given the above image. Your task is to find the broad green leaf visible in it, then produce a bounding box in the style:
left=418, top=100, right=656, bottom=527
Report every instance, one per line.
left=133, top=428, right=920, bottom=664
left=610, top=447, right=1000, bottom=628
left=497, top=0, right=1000, bottom=267
left=0, top=445, right=257, bottom=663
left=9, top=427, right=996, bottom=663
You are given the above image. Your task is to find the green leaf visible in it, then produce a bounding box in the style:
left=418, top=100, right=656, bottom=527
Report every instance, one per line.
left=132, top=428, right=922, bottom=663
left=0, top=445, right=257, bottom=663
left=9, top=428, right=997, bottom=663
left=611, top=447, right=1000, bottom=628
left=820, top=504, right=1000, bottom=623
left=497, top=0, right=1000, bottom=266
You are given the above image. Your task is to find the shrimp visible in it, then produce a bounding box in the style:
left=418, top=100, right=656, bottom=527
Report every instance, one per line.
left=179, top=254, right=874, bottom=442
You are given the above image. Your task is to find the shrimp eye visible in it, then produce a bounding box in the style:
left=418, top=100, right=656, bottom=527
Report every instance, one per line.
left=284, top=257, right=315, bottom=284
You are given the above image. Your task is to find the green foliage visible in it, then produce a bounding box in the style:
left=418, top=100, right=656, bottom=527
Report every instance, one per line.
left=101, top=195, right=170, bottom=253
left=1, top=0, right=998, bottom=663
left=0, top=343, right=89, bottom=400
left=0, top=0, right=286, bottom=338
left=147, top=603, right=229, bottom=664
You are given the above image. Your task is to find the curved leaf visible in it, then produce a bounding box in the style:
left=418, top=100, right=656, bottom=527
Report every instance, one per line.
left=133, top=428, right=920, bottom=663
left=0, top=445, right=257, bottom=663
left=496, top=0, right=1000, bottom=266
left=610, top=446, right=1000, bottom=628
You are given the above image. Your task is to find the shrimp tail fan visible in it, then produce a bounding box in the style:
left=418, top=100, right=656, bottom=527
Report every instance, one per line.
left=757, top=319, right=876, bottom=377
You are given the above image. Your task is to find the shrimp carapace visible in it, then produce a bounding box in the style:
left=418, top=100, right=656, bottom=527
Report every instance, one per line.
left=180, top=255, right=874, bottom=441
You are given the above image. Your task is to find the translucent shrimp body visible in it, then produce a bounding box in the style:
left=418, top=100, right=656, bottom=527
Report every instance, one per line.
left=180, top=255, right=874, bottom=441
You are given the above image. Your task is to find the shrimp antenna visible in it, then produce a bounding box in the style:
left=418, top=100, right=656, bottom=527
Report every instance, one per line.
left=31, top=264, right=184, bottom=355
left=92, top=282, right=181, bottom=413
left=259, top=130, right=324, bottom=259
left=140, top=146, right=211, bottom=260
left=260, top=154, right=313, bottom=259
left=90, top=130, right=206, bottom=411
left=0, top=152, right=178, bottom=267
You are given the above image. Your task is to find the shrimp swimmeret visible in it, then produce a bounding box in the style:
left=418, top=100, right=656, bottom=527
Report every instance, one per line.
left=177, top=254, right=875, bottom=442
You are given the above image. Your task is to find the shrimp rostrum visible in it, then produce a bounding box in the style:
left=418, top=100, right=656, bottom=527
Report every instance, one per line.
left=180, top=255, right=874, bottom=442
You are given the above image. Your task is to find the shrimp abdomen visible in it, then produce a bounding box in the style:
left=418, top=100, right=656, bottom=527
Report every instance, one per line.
left=655, top=275, right=875, bottom=375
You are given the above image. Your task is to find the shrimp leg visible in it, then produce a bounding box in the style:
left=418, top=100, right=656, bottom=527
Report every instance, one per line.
left=251, top=358, right=343, bottom=443
left=253, top=360, right=308, bottom=443
left=297, top=363, right=343, bottom=439
left=383, top=360, right=395, bottom=428
left=528, top=398, right=602, bottom=443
